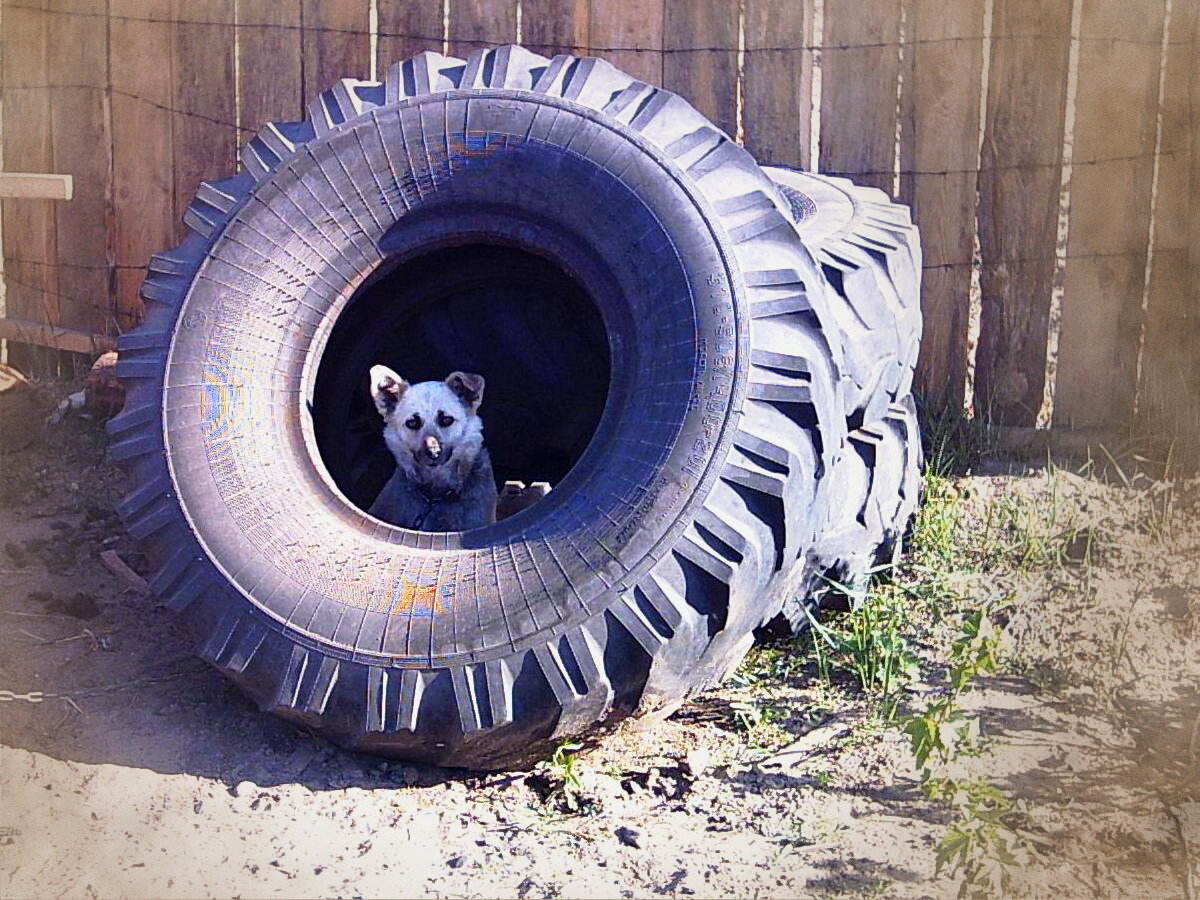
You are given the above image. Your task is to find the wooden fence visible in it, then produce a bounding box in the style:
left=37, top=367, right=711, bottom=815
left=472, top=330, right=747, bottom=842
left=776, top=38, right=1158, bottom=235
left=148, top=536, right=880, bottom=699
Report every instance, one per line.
left=1, top=0, right=1197, bottom=460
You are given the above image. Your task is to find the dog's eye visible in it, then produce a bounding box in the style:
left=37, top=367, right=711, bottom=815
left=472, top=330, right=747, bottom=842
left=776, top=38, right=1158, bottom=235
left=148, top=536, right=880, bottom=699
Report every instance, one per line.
left=404, top=414, right=422, bottom=430
left=437, top=412, right=455, bottom=428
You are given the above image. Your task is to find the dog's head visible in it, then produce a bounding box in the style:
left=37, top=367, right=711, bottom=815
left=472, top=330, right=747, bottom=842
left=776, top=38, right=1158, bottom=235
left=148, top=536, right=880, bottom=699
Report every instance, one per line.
left=369, top=366, right=486, bottom=488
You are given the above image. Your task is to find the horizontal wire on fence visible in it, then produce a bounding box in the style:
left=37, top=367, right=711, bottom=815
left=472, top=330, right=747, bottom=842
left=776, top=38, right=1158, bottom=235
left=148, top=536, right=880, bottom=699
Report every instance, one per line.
left=3, top=2, right=1190, bottom=52
left=0, top=79, right=1184, bottom=178
left=1, top=257, right=141, bottom=272
left=2, top=270, right=126, bottom=315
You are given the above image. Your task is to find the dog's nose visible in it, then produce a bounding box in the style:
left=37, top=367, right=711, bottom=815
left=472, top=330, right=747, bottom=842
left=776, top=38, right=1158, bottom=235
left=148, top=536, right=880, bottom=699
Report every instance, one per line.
left=423, top=434, right=442, bottom=460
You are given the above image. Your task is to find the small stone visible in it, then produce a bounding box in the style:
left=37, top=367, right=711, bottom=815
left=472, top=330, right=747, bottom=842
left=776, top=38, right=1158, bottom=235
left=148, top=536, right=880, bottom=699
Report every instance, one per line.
left=615, top=825, right=642, bottom=848
left=232, top=780, right=258, bottom=798
left=192, top=800, right=203, bottom=814
left=683, top=748, right=711, bottom=777
left=447, top=855, right=467, bottom=869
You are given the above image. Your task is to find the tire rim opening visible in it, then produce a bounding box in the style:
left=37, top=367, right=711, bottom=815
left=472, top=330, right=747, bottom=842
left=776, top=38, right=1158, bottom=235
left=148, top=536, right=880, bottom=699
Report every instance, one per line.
left=311, top=242, right=612, bottom=529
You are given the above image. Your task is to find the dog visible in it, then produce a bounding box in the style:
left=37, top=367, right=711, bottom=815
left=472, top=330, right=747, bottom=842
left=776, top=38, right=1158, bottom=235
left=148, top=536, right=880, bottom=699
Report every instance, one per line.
left=366, top=366, right=499, bottom=531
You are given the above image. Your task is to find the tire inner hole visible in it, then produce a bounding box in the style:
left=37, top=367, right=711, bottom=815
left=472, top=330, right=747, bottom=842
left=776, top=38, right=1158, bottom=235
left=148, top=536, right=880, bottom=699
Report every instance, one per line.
left=311, top=243, right=612, bottom=523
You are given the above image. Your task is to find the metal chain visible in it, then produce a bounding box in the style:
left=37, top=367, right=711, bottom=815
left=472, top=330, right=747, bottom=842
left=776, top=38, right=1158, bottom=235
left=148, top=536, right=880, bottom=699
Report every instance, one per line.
left=0, top=690, right=45, bottom=703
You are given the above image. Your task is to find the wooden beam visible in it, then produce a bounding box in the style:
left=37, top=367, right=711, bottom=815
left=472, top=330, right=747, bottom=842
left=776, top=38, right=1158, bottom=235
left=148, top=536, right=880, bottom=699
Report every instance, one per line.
left=0, top=172, right=73, bottom=201
left=0, top=317, right=115, bottom=355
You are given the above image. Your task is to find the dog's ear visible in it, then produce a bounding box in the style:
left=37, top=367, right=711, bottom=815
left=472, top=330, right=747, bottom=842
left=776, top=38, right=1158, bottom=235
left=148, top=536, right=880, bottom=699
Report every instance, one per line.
left=369, top=365, right=408, bottom=417
left=446, top=371, right=485, bottom=412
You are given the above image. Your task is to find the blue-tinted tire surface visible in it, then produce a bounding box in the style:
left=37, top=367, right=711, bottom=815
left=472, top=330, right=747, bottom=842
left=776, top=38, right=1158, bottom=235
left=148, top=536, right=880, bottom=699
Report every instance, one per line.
left=110, top=46, right=922, bottom=769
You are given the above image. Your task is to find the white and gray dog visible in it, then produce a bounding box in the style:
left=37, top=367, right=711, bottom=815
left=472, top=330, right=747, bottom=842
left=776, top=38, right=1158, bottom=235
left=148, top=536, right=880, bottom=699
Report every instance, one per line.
left=367, top=366, right=499, bottom=531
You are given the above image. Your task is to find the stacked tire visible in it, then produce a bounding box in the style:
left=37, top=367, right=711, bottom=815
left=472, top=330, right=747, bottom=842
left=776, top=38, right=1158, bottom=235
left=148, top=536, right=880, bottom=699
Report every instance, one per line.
left=110, top=45, right=922, bottom=769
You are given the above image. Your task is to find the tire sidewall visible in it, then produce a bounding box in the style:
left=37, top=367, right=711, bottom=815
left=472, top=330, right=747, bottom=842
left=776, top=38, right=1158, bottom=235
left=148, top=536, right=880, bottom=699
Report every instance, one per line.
left=160, top=88, right=751, bottom=668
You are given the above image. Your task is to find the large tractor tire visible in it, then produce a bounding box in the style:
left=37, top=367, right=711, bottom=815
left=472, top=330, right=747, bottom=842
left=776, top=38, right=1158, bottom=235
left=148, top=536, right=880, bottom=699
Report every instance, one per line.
left=110, top=45, right=922, bottom=769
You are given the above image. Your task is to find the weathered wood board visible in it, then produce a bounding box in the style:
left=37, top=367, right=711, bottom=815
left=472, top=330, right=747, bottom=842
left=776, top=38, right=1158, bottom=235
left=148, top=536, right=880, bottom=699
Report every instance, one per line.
left=663, top=0, right=739, bottom=140
left=588, top=1, right=663, bottom=87
left=301, top=0, right=370, bottom=97
left=973, top=0, right=1073, bottom=426
left=1139, top=0, right=1199, bottom=461
left=1, top=0, right=58, bottom=361
left=1054, top=0, right=1165, bottom=430
left=522, top=0, right=590, bottom=58
left=379, top=0, right=445, bottom=65
left=172, top=0, right=237, bottom=246
left=447, top=0, right=517, bottom=57
left=0, top=173, right=73, bottom=201
left=900, top=0, right=986, bottom=411
left=819, top=0, right=902, bottom=194
left=236, top=0, right=304, bottom=136
left=743, top=0, right=813, bottom=169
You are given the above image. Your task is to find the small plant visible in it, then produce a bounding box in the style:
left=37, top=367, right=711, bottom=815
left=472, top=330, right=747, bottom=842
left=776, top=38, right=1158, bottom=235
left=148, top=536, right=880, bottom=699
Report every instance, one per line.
left=916, top=398, right=991, bottom=476
left=533, top=741, right=587, bottom=813
left=898, top=606, right=1033, bottom=897
left=810, top=768, right=833, bottom=789
left=933, top=778, right=1033, bottom=899
left=902, top=607, right=1001, bottom=774
left=904, top=696, right=980, bottom=774
left=911, top=473, right=963, bottom=572
left=729, top=697, right=786, bottom=749
left=804, top=582, right=920, bottom=706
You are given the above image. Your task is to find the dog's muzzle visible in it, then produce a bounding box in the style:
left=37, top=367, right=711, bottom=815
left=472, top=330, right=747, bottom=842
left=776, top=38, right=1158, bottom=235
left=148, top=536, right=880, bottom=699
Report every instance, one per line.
left=416, top=434, right=452, bottom=466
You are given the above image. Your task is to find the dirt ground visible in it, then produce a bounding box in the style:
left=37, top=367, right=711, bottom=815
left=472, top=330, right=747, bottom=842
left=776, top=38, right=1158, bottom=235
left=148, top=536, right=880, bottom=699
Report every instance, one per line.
left=1, top=385, right=1197, bottom=899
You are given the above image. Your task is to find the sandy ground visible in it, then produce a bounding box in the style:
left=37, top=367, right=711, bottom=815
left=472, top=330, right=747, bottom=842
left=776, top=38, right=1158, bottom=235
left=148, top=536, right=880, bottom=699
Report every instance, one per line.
left=1, top=399, right=1197, bottom=899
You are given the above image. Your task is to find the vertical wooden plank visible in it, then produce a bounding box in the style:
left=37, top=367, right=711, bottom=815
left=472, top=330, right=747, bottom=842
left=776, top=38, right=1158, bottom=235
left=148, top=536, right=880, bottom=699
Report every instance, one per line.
left=45, top=0, right=111, bottom=338
left=110, top=0, right=174, bottom=331
left=0, top=0, right=58, bottom=360
left=172, top=0, right=236, bottom=244
left=446, top=0, right=517, bottom=58
left=818, top=0, right=902, bottom=192
left=663, top=0, right=739, bottom=138
left=588, top=2, right=663, bottom=86
left=522, top=0, right=590, bottom=58
left=301, top=0, right=370, bottom=98
left=973, top=0, right=1072, bottom=426
left=237, top=0, right=303, bottom=136
left=1191, top=0, right=1200, bottom=461
left=1140, top=0, right=1200, bottom=460
left=1193, top=0, right=1200, bottom=301
left=0, top=0, right=5, bottom=359
left=1191, top=0, right=1200, bottom=465
left=899, top=0, right=986, bottom=411
left=1053, top=0, right=1165, bottom=430
left=378, top=0, right=444, bottom=66
left=743, top=0, right=813, bottom=168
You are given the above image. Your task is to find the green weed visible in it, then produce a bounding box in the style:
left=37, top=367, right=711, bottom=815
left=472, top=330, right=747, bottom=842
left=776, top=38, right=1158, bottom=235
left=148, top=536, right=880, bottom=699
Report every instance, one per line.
left=729, top=697, right=787, bottom=749
left=902, top=607, right=1001, bottom=772
left=910, top=473, right=964, bottom=572
left=917, top=397, right=993, bottom=476
left=805, top=582, right=920, bottom=706
left=968, top=468, right=1094, bottom=573
left=932, top=778, right=1033, bottom=899
left=899, top=608, right=1033, bottom=897
left=534, top=741, right=587, bottom=813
